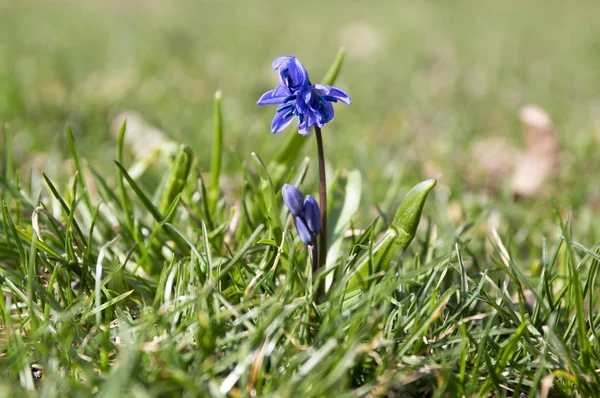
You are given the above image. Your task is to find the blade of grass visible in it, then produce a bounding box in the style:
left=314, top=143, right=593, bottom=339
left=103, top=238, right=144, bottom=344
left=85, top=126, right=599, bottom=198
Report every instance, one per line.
left=209, top=90, right=223, bottom=211
left=66, top=125, right=93, bottom=213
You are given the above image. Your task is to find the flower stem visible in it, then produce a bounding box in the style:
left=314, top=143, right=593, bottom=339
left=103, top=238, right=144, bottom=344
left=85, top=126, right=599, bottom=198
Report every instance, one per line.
left=314, top=126, right=327, bottom=273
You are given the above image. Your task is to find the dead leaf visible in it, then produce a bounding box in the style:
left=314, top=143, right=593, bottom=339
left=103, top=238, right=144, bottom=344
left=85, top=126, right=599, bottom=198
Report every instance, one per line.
left=511, top=105, right=560, bottom=198
left=468, top=104, right=560, bottom=197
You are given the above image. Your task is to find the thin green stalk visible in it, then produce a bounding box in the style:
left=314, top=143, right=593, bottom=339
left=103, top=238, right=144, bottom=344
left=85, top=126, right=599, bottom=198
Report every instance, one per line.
left=210, top=90, right=223, bottom=211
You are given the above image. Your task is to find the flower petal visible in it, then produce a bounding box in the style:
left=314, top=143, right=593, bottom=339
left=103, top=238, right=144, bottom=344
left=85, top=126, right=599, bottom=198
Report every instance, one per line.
left=294, top=86, right=311, bottom=115
left=271, top=109, right=294, bottom=134
left=271, top=57, right=290, bottom=70
left=303, top=195, right=321, bottom=234
left=257, top=86, right=288, bottom=106
left=294, top=216, right=313, bottom=244
left=289, top=57, right=310, bottom=88
left=272, top=56, right=310, bottom=92
left=282, top=184, right=305, bottom=216
left=316, top=102, right=334, bottom=127
left=315, top=84, right=352, bottom=105
left=297, top=113, right=313, bottom=136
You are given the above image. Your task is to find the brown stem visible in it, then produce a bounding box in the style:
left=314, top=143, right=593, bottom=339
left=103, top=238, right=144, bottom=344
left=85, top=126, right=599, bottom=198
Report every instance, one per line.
left=310, top=241, right=318, bottom=275
left=314, top=126, right=327, bottom=273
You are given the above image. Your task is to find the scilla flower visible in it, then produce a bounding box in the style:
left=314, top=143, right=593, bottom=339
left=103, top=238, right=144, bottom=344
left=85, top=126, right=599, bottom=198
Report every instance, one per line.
left=282, top=184, right=321, bottom=245
left=257, top=56, right=351, bottom=136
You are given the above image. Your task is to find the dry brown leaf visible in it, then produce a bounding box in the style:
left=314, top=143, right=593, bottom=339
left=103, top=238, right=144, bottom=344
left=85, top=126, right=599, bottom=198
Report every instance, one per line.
left=511, top=105, right=560, bottom=198
left=468, top=104, right=560, bottom=196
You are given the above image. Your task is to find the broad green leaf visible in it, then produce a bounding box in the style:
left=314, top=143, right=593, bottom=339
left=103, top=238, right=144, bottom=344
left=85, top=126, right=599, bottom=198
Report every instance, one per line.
left=346, top=179, right=436, bottom=292
left=158, top=144, right=193, bottom=215
left=320, top=48, right=346, bottom=86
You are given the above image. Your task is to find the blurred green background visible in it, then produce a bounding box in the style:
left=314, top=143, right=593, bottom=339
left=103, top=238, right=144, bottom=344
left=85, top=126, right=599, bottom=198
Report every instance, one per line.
left=1, top=0, right=600, bottom=214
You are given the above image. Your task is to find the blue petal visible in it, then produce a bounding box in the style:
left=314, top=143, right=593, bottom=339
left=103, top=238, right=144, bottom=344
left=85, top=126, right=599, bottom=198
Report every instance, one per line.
left=293, top=85, right=312, bottom=116
left=282, top=184, right=305, bottom=216
left=315, top=101, right=334, bottom=127
left=271, top=56, right=291, bottom=70
left=303, top=195, right=321, bottom=234
left=272, top=56, right=310, bottom=92
left=289, top=57, right=310, bottom=87
left=257, top=86, right=288, bottom=106
left=271, top=109, right=294, bottom=134
left=314, top=84, right=352, bottom=105
left=297, top=114, right=313, bottom=136
left=294, top=216, right=313, bottom=244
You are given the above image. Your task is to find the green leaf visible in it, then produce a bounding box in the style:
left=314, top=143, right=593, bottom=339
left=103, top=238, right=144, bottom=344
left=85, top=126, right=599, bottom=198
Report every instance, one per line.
left=346, top=179, right=436, bottom=292
left=321, top=48, right=346, bottom=86
left=257, top=238, right=278, bottom=247
left=1, top=201, right=26, bottom=267
left=0, top=176, right=35, bottom=211
left=115, top=160, right=189, bottom=258
left=377, top=178, right=437, bottom=267
left=42, top=172, right=86, bottom=245
left=114, top=161, right=162, bottom=221
left=14, top=226, right=65, bottom=261
left=158, top=144, right=193, bottom=215
left=396, top=285, right=458, bottom=356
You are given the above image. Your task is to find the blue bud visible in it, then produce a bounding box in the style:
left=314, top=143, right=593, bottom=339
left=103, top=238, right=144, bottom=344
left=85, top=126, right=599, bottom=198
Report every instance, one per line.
left=294, top=216, right=313, bottom=244
left=282, top=184, right=305, bottom=216
left=303, top=195, right=321, bottom=234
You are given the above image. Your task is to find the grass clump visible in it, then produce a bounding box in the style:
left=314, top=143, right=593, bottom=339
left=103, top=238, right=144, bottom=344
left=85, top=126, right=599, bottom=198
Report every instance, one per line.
left=1, top=104, right=600, bottom=396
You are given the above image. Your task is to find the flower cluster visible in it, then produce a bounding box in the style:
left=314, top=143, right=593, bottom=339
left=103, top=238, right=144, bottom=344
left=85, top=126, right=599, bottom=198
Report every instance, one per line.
left=282, top=184, right=321, bottom=245
left=257, top=56, right=351, bottom=136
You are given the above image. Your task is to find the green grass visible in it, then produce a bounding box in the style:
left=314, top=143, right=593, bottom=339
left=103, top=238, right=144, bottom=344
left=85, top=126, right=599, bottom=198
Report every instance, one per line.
left=2, top=0, right=600, bottom=396
left=1, top=103, right=600, bottom=396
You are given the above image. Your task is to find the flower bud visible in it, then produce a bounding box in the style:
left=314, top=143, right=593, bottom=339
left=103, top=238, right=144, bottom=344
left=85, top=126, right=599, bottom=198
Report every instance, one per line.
left=282, top=184, right=305, bottom=216
left=303, top=195, right=321, bottom=234
left=294, top=216, right=313, bottom=244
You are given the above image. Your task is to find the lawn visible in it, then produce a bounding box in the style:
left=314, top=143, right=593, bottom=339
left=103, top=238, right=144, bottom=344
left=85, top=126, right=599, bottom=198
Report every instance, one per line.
left=1, top=0, right=600, bottom=396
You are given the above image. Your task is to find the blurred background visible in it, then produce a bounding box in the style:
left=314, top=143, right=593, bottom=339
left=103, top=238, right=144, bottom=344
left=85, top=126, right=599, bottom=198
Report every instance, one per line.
left=1, top=0, right=600, bottom=238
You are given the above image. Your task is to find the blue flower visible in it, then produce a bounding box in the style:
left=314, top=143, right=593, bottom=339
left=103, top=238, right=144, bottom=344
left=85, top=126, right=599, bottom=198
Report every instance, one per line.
left=282, top=184, right=321, bottom=244
left=257, top=56, right=351, bottom=136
